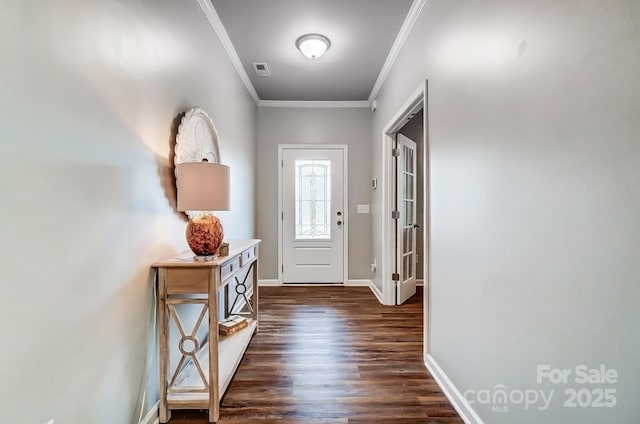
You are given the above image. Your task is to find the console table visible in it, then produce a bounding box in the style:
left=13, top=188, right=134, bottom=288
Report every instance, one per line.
left=152, top=239, right=260, bottom=423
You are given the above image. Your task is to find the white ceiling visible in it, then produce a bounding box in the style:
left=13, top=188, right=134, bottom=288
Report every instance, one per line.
left=211, top=0, right=414, bottom=102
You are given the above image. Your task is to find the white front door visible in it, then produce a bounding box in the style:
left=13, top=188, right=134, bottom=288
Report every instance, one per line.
left=281, top=147, right=345, bottom=283
left=396, top=134, right=417, bottom=304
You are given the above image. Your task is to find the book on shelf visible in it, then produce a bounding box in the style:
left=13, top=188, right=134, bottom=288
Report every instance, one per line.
left=219, top=315, right=249, bottom=336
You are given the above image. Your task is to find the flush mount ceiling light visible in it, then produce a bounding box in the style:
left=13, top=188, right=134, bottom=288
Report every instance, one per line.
left=295, top=33, right=331, bottom=59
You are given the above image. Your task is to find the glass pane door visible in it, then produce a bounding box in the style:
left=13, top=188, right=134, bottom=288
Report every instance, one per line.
left=294, top=160, right=331, bottom=240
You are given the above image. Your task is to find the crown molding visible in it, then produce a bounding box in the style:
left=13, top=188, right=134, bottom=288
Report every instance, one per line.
left=197, top=0, right=260, bottom=104
left=368, top=0, right=427, bottom=103
left=258, top=100, right=371, bottom=108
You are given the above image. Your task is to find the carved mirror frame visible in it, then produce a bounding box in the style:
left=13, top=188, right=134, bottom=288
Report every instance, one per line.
left=174, top=107, right=222, bottom=218
left=174, top=107, right=221, bottom=174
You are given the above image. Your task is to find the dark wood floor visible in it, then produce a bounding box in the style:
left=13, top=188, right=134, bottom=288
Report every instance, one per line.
left=168, top=286, right=462, bottom=423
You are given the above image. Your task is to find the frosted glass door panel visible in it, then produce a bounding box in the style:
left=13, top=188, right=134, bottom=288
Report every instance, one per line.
left=295, top=160, right=331, bottom=240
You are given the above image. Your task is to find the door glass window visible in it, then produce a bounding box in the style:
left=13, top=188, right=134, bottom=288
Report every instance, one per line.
left=295, top=160, right=331, bottom=240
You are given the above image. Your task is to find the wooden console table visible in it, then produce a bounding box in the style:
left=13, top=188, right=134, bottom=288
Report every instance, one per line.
left=152, top=239, right=260, bottom=423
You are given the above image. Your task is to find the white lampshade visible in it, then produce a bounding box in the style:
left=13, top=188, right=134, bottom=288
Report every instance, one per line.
left=296, top=34, right=331, bottom=59
left=176, top=162, right=230, bottom=212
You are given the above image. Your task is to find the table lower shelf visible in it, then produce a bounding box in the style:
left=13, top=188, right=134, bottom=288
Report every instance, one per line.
left=167, top=319, right=257, bottom=409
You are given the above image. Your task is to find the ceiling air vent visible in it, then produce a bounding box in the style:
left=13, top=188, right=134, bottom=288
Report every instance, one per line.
left=253, top=62, right=270, bottom=77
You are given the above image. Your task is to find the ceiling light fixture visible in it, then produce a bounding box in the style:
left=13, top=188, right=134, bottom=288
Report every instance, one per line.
left=295, top=33, right=331, bottom=59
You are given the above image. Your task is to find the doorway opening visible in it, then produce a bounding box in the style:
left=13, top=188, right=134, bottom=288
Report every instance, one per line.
left=380, top=81, right=430, bottom=353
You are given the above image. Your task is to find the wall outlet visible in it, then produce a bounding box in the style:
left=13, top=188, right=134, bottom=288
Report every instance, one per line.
left=370, top=258, right=377, bottom=272
left=357, top=204, right=370, bottom=214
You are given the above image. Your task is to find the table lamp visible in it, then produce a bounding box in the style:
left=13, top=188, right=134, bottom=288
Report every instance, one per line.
left=176, top=161, right=230, bottom=261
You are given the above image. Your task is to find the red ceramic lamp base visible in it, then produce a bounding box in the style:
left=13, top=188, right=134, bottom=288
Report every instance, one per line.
left=185, top=213, right=224, bottom=261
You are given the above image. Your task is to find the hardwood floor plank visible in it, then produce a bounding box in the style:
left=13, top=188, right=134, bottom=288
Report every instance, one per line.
left=167, top=286, right=462, bottom=423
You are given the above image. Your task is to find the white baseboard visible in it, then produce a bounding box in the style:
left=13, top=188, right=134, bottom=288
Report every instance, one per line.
left=417, top=279, right=424, bottom=287
left=345, top=279, right=372, bottom=287
left=368, top=282, right=384, bottom=304
left=425, top=354, right=484, bottom=424
left=258, top=279, right=281, bottom=286
left=139, top=401, right=159, bottom=424
left=260, top=279, right=374, bottom=287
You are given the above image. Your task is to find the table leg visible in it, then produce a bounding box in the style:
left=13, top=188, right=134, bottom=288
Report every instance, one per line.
left=252, top=257, right=259, bottom=330
left=208, top=269, right=220, bottom=423
left=158, top=269, right=171, bottom=423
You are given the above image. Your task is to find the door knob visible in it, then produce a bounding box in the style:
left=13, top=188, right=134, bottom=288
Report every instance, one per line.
left=337, top=220, right=343, bottom=226
left=413, top=224, right=420, bottom=229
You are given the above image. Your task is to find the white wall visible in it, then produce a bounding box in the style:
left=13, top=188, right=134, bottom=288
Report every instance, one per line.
left=257, top=107, right=372, bottom=280
left=371, top=1, right=640, bottom=422
left=0, top=1, right=256, bottom=423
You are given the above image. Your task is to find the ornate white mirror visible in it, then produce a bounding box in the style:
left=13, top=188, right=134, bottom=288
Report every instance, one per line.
left=174, top=107, right=221, bottom=171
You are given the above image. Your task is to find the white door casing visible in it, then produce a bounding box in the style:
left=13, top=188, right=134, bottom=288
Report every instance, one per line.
left=396, top=134, right=418, bottom=304
left=280, top=146, right=347, bottom=283
left=380, top=81, right=430, bottom=357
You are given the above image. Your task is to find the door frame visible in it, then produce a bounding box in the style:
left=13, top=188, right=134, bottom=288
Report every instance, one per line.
left=277, top=144, right=349, bottom=284
left=380, top=81, right=431, bottom=355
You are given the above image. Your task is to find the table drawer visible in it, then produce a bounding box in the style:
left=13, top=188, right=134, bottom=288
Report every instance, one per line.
left=221, top=256, right=241, bottom=282
left=165, top=268, right=209, bottom=294
left=240, top=246, right=257, bottom=267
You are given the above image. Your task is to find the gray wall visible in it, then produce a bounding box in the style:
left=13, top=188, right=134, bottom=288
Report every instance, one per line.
left=257, top=107, right=372, bottom=280
left=371, top=0, right=640, bottom=423
left=0, top=1, right=256, bottom=423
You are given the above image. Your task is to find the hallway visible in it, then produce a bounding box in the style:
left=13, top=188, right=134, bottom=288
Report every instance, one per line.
left=168, top=286, right=462, bottom=423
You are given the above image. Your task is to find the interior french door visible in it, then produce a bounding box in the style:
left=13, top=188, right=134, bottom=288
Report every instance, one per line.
left=281, top=147, right=345, bottom=283
left=396, top=134, right=418, bottom=304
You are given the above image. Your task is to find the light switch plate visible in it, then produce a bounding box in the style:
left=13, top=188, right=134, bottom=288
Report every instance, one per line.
left=357, top=204, right=370, bottom=214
